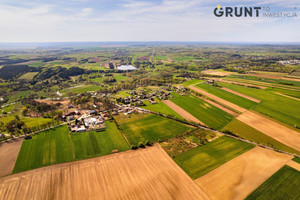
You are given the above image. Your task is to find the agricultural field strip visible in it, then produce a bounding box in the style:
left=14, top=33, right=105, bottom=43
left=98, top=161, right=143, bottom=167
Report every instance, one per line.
left=211, top=78, right=267, bottom=89
left=286, top=160, right=300, bottom=171
left=189, top=86, right=246, bottom=113
left=169, top=93, right=234, bottom=130
left=225, top=77, right=300, bottom=91
left=201, top=70, right=234, bottom=76
left=237, top=111, right=300, bottom=152
left=0, top=145, right=210, bottom=200
left=222, top=119, right=300, bottom=155
left=245, top=165, right=300, bottom=200
left=243, top=73, right=300, bottom=82
left=220, top=87, right=261, bottom=103
left=274, top=92, right=300, bottom=101
left=196, top=146, right=293, bottom=200
left=191, top=94, right=239, bottom=117
left=162, top=100, right=206, bottom=125
left=0, top=139, right=23, bottom=177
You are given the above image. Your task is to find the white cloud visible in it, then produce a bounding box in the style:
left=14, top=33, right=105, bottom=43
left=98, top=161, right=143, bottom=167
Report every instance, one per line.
left=79, top=8, right=93, bottom=17
left=0, top=0, right=298, bottom=42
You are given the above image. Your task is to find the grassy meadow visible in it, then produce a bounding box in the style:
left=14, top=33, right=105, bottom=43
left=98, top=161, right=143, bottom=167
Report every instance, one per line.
left=115, top=113, right=191, bottom=145
left=170, top=93, right=234, bottom=130
left=174, top=136, right=254, bottom=179
left=71, top=121, right=129, bottom=160
left=141, top=98, right=184, bottom=120
left=13, top=125, right=74, bottom=173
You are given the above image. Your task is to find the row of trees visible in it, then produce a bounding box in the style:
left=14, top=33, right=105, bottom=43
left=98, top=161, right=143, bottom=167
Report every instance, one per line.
left=0, top=115, right=61, bottom=138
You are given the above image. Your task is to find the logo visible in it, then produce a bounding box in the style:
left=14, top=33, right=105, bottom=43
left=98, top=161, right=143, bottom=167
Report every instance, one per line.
left=214, top=5, right=298, bottom=18
left=214, top=4, right=261, bottom=17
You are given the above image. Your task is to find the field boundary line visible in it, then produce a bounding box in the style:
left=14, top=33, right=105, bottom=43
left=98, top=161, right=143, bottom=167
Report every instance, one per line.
left=286, top=160, right=300, bottom=171
left=273, top=92, right=300, bottom=101
left=190, top=93, right=239, bottom=117
left=220, top=87, right=261, bottom=103
left=111, top=114, right=131, bottom=146
left=68, top=131, right=76, bottom=159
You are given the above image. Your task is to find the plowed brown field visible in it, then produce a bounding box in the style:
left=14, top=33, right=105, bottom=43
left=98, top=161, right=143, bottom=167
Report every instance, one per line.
left=0, top=144, right=209, bottom=200
left=196, top=147, right=292, bottom=200
left=163, top=100, right=206, bottom=125
left=0, top=138, right=23, bottom=177
left=237, top=111, right=300, bottom=152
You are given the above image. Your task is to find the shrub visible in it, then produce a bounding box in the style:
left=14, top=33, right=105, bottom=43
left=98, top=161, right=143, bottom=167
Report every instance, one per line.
left=24, top=135, right=32, bottom=140
left=145, top=140, right=152, bottom=146
left=138, top=142, right=145, bottom=148
left=131, top=145, right=138, bottom=150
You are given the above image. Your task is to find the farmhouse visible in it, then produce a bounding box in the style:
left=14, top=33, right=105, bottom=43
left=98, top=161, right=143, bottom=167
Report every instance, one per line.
left=206, top=79, right=215, bottom=84
left=149, top=98, right=157, bottom=104
left=89, top=110, right=97, bottom=115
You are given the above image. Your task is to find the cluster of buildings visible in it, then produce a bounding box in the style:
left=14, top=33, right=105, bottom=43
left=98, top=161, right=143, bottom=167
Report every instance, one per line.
left=278, top=60, right=300, bottom=65
left=118, top=89, right=172, bottom=105
left=113, top=105, right=148, bottom=116
left=67, top=109, right=107, bottom=133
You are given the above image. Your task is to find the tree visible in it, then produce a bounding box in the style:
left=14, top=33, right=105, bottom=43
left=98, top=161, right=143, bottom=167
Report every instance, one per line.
left=22, top=126, right=31, bottom=135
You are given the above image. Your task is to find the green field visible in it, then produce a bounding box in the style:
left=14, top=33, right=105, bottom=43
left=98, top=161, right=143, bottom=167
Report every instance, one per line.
left=61, top=84, right=102, bottom=95
left=71, top=121, right=129, bottom=160
left=141, top=98, right=184, bottom=120
left=13, top=125, right=74, bottom=173
left=170, top=93, right=233, bottom=130
left=293, top=157, right=300, bottom=164
left=22, top=117, right=54, bottom=129
left=218, top=82, right=300, bottom=128
left=154, top=55, right=168, bottom=61
left=180, top=79, right=204, bottom=87
left=224, top=76, right=300, bottom=91
left=0, top=116, right=53, bottom=129
left=2, top=102, right=22, bottom=113
left=175, top=56, right=195, bottom=62
left=195, top=83, right=257, bottom=109
left=270, top=87, right=300, bottom=99
left=174, top=136, right=254, bottom=179
left=223, top=119, right=300, bottom=155
left=28, top=60, right=44, bottom=68
left=7, top=90, right=32, bottom=103
left=246, top=166, right=300, bottom=200
left=228, top=75, right=300, bottom=87
left=18, top=72, right=38, bottom=80
left=115, top=113, right=191, bottom=145
left=115, top=91, right=131, bottom=98
left=113, top=73, right=128, bottom=81
left=89, top=77, right=103, bottom=83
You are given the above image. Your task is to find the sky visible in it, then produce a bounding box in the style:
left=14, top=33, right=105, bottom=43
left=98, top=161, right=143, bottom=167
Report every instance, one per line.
left=0, top=0, right=299, bottom=43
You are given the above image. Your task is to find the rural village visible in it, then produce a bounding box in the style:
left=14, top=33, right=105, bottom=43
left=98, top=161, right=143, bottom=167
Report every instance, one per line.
left=0, top=42, right=299, bottom=200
